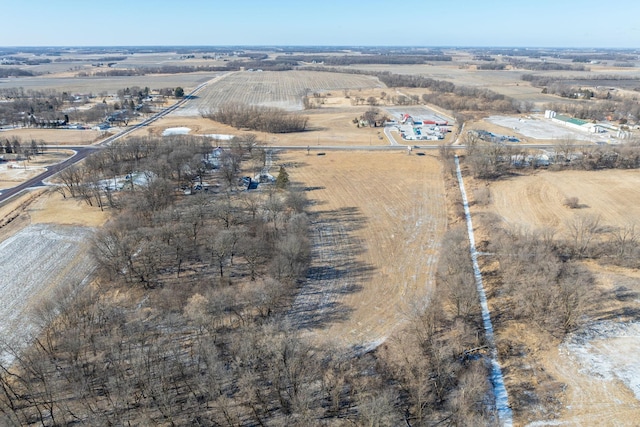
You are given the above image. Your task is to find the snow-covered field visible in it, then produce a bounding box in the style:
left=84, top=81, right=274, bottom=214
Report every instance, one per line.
left=0, top=223, right=95, bottom=363
left=562, top=321, right=640, bottom=400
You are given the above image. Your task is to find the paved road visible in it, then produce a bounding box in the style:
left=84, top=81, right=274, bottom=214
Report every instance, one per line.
left=0, top=71, right=595, bottom=206
left=0, top=82, right=211, bottom=205
left=0, top=146, right=98, bottom=204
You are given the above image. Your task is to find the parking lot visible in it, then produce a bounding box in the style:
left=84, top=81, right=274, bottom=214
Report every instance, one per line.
left=384, top=106, right=452, bottom=142
left=487, top=114, right=616, bottom=143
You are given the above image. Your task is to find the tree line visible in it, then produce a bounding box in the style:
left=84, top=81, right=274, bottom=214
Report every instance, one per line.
left=203, top=102, right=309, bottom=133
left=277, top=54, right=452, bottom=65
left=0, top=136, right=46, bottom=158
left=464, top=135, right=640, bottom=180
left=0, top=68, right=34, bottom=78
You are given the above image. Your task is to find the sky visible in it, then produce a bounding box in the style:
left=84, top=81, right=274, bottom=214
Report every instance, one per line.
left=1, top=0, right=639, bottom=48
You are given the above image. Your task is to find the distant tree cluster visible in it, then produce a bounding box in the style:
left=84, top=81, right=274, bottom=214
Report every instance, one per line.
left=0, top=86, right=167, bottom=128
left=276, top=54, right=452, bottom=65
left=204, top=102, right=309, bottom=133
left=0, top=88, right=69, bottom=127
left=476, top=63, right=506, bottom=70
left=0, top=68, right=34, bottom=78
left=507, top=59, right=588, bottom=72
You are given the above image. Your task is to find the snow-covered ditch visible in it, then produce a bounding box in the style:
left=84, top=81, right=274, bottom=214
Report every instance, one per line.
left=455, top=155, right=513, bottom=426
left=162, top=127, right=191, bottom=136
left=0, top=224, right=95, bottom=364
left=561, top=321, right=640, bottom=400
left=162, top=127, right=234, bottom=141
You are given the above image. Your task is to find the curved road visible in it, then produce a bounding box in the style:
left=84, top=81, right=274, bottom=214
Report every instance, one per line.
left=0, top=81, right=211, bottom=205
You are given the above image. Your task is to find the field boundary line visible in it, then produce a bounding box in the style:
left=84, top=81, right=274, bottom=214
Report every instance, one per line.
left=454, top=155, right=513, bottom=427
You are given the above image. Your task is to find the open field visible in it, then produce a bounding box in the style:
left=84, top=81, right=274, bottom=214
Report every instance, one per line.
left=0, top=128, right=103, bottom=145
left=134, top=104, right=402, bottom=147
left=488, top=169, right=640, bottom=230
left=0, top=72, right=220, bottom=94
left=281, top=150, right=447, bottom=348
left=474, top=169, right=640, bottom=425
left=174, top=70, right=384, bottom=114
left=0, top=189, right=107, bottom=364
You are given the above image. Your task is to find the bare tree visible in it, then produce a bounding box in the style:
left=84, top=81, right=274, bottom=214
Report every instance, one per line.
left=556, top=137, right=576, bottom=163
left=566, top=214, right=601, bottom=258
left=609, top=222, right=638, bottom=262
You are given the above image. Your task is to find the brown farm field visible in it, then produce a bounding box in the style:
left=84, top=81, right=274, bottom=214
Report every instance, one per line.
left=486, top=169, right=640, bottom=230
left=176, top=70, right=384, bottom=114
left=0, top=72, right=220, bottom=94
left=280, top=150, right=447, bottom=348
left=0, top=128, right=104, bottom=145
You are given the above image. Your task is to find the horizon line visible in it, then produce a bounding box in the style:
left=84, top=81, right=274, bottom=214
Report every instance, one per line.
left=1, top=45, right=639, bottom=50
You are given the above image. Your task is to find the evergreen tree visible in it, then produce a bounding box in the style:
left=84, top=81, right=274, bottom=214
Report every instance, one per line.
left=276, top=166, right=289, bottom=189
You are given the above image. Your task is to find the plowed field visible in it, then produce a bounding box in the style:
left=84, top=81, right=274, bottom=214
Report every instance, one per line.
left=0, top=191, right=108, bottom=364
left=488, top=170, right=640, bottom=230
left=283, top=151, right=447, bottom=349
left=176, top=70, right=384, bottom=115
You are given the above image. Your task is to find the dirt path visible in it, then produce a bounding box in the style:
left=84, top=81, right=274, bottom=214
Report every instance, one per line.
left=283, top=151, right=447, bottom=349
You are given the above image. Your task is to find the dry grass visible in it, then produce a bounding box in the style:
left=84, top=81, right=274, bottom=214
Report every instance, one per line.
left=281, top=150, right=447, bottom=348
left=28, top=189, right=109, bottom=227
left=0, top=128, right=104, bottom=145
left=486, top=169, right=640, bottom=230
left=473, top=169, right=640, bottom=425
left=177, top=70, right=384, bottom=114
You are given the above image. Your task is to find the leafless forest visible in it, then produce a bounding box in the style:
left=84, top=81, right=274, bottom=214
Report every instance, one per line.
left=2, top=45, right=640, bottom=425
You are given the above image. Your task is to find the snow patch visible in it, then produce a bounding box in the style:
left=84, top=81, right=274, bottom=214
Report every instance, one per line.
left=0, top=224, right=95, bottom=365
left=204, top=134, right=234, bottom=140
left=455, top=155, right=513, bottom=426
left=162, top=127, right=191, bottom=136
left=562, top=321, right=640, bottom=401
